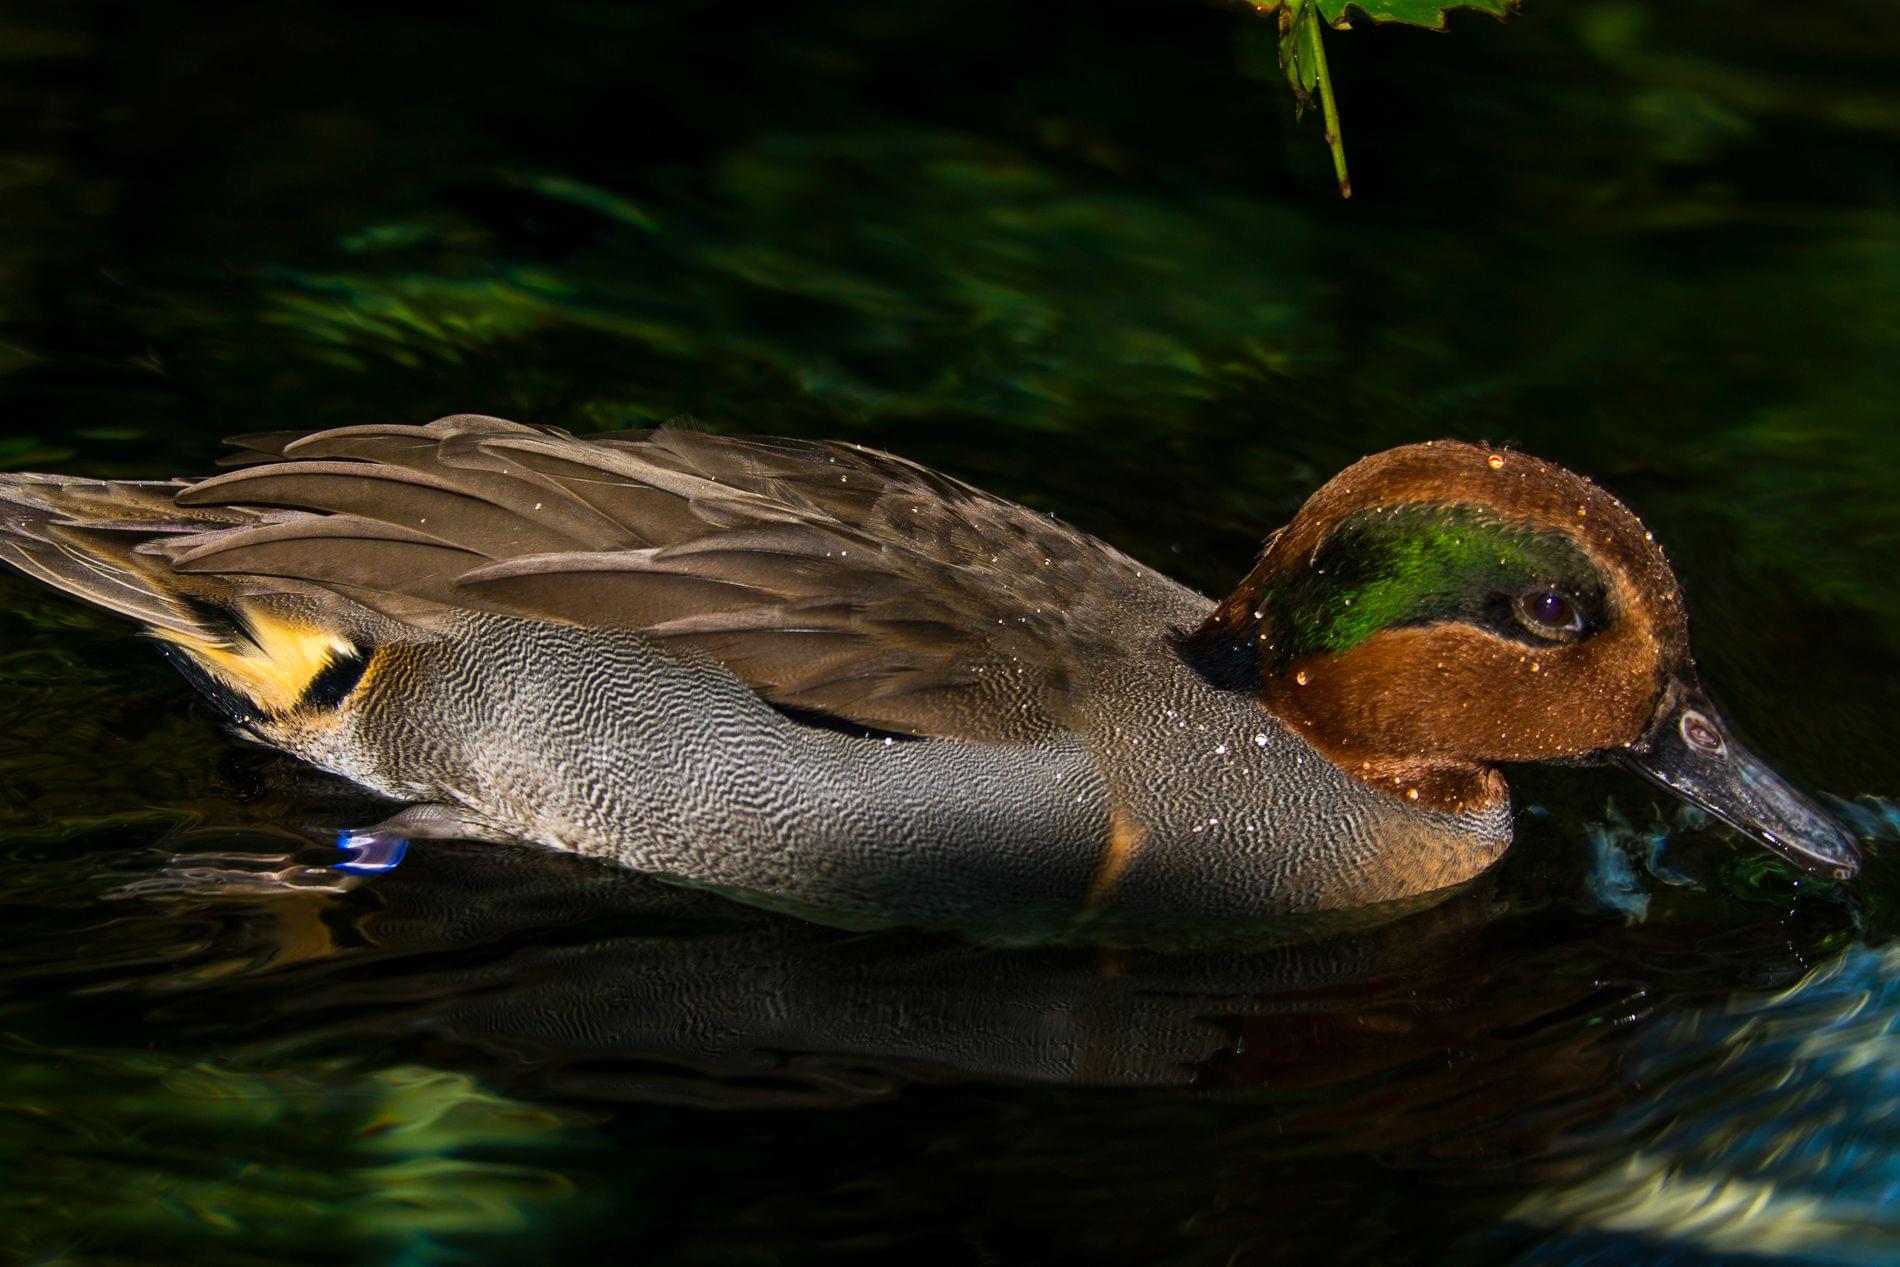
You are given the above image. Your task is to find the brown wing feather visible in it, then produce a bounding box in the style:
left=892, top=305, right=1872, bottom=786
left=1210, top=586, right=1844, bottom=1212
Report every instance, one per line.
left=156, top=416, right=1159, bottom=742
left=0, top=475, right=257, bottom=637
left=162, top=516, right=487, bottom=605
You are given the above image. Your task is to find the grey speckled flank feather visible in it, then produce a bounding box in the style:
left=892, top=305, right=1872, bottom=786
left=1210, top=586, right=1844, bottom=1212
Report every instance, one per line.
left=168, top=414, right=1157, bottom=742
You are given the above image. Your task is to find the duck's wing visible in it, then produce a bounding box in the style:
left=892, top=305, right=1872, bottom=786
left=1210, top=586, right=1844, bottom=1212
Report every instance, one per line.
left=153, top=415, right=1168, bottom=742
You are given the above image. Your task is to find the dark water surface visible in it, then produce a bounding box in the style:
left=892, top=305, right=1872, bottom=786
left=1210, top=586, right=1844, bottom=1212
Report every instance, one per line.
left=3, top=1, right=1899, bottom=1263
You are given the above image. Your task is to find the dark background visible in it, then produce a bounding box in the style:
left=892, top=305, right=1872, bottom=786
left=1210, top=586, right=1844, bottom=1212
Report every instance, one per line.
left=1, top=2, right=1897, bottom=1263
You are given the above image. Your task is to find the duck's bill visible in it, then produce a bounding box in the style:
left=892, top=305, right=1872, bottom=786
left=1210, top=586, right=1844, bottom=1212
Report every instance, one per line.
left=1612, top=675, right=1861, bottom=881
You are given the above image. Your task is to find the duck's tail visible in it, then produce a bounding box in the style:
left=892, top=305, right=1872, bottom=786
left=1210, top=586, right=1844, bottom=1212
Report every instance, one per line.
left=0, top=474, right=366, bottom=724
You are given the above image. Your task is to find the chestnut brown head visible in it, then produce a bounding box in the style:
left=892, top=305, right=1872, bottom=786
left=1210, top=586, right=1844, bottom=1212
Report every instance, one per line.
left=1184, top=440, right=1859, bottom=879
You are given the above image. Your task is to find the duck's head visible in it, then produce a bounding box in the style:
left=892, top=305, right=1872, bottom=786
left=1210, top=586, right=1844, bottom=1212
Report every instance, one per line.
left=1185, top=440, right=1860, bottom=880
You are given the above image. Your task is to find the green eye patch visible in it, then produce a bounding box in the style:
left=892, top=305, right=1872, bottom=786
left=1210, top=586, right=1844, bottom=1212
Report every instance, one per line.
left=1259, top=504, right=1608, bottom=665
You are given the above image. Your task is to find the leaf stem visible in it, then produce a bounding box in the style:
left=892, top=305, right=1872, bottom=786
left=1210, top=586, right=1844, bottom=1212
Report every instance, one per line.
left=1305, top=9, right=1351, bottom=198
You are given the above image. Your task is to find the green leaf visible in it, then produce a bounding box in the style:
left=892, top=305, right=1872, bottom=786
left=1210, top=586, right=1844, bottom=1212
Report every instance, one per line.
left=1317, top=0, right=1514, bottom=30
left=1282, top=1, right=1321, bottom=97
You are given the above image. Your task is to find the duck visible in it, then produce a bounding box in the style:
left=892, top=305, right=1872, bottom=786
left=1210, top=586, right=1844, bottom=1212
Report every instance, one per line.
left=0, top=415, right=1861, bottom=927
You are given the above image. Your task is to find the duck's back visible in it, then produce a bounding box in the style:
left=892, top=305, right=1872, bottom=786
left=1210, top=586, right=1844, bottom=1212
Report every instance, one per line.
left=178, top=416, right=1179, bottom=737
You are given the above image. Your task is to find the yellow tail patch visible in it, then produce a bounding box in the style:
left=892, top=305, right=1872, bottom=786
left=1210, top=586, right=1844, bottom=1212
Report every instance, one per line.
left=159, top=607, right=358, bottom=717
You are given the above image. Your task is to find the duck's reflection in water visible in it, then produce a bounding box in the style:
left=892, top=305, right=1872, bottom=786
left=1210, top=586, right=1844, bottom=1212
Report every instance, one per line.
left=68, top=783, right=1876, bottom=1263
left=154, top=832, right=1642, bottom=1160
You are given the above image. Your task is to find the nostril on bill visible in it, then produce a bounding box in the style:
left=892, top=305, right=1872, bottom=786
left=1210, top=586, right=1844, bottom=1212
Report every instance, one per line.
left=1680, top=709, right=1726, bottom=755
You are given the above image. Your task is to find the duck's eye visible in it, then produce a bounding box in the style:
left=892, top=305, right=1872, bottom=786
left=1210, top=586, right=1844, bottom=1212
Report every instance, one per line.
left=1516, top=589, right=1585, bottom=638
